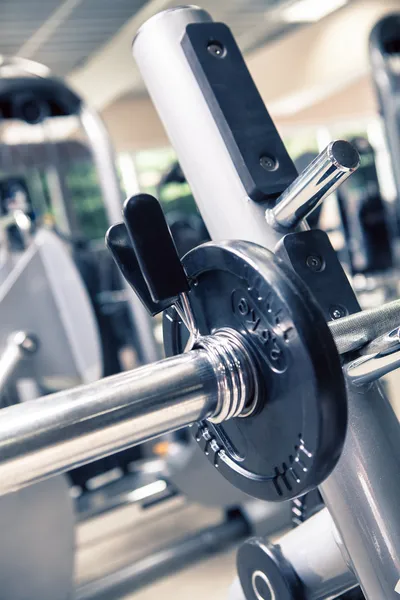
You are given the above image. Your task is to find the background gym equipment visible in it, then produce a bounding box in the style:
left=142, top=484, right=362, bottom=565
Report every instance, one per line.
left=2, top=5, right=400, bottom=600
left=0, top=55, right=159, bottom=368
left=370, top=13, right=400, bottom=229
left=0, top=53, right=294, bottom=600
left=336, top=136, right=394, bottom=280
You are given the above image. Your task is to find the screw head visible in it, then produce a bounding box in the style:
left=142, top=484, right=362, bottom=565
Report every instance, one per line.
left=330, top=305, right=347, bottom=320
left=207, top=41, right=226, bottom=58
left=260, top=155, right=278, bottom=172
left=13, top=332, right=38, bottom=354
left=306, top=255, right=324, bottom=272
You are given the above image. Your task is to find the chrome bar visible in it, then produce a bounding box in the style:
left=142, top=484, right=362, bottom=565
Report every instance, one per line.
left=328, top=298, right=400, bottom=354
left=266, top=141, right=360, bottom=231
left=346, top=327, right=400, bottom=385
left=0, top=349, right=218, bottom=496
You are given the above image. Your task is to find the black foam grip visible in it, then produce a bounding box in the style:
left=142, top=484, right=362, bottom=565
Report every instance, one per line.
left=106, top=222, right=169, bottom=316
left=123, top=194, right=189, bottom=303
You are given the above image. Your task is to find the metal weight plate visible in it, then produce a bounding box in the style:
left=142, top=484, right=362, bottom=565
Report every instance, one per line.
left=163, top=241, right=347, bottom=502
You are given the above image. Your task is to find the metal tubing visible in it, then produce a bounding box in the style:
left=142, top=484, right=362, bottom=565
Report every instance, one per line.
left=278, top=508, right=357, bottom=599
left=266, top=141, right=359, bottom=230
left=132, top=7, right=282, bottom=251
left=133, top=7, right=400, bottom=598
left=346, top=327, right=400, bottom=385
left=0, top=349, right=218, bottom=496
left=75, top=516, right=248, bottom=600
left=80, top=104, right=161, bottom=364
left=320, top=381, right=400, bottom=599
left=328, top=298, right=400, bottom=354
left=0, top=332, right=37, bottom=393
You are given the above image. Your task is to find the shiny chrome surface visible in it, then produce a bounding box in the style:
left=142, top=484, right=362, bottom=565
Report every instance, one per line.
left=321, top=380, right=400, bottom=599
left=134, top=8, right=400, bottom=598
left=346, top=327, right=400, bottom=385
left=195, top=329, right=255, bottom=423
left=328, top=298, right=400, bottom=354
left=0, top=331, right=37, bottom=393
left=266, top=141, right=360, bottom=230
left=0, top=332, right=254, bottom=495
left=0, top=350, right=217, bottom=495
left=279, top=508, right=357, bottom=599
left=174, top=291, right=199, bottom=351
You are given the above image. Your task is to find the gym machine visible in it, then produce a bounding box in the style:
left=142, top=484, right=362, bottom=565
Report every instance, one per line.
left=331, top=136, right=396, bottom=308
left=1, top=5, right=400, bottom=600
left=0, top=56, right=157, bottom=492
left=0, top=55, right=160, bottom=368
left=369, top=13, right=400, bottom=227
left=0, top=54, right=290, bottom=599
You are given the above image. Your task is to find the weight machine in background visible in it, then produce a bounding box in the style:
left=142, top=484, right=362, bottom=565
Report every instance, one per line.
left=0, top=54, right=292, bottom=600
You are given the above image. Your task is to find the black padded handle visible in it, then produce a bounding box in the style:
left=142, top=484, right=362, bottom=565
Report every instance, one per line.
left=106, top=222, right=169, bottom=316
left=123, top=194, right=189, bottom=303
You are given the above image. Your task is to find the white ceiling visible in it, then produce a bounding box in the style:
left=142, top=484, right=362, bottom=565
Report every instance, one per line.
left=0, top=0, right=148, bottom=74
left=0, top=0, right=398, bottom=150
left=98, top=0, right=400, bottom=151
left=67, top=0, right=314, bottom=113
left=0, top=0, right=298, bottom=77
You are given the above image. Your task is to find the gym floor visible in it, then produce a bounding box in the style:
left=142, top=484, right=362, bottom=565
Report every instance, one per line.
left=127, top=549, right=237, bottom=600
left=76, top=497, right=241, bottom=600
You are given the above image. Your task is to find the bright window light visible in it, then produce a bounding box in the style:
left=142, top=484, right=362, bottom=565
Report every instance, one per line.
left=281, top=0, right=348, bottom=23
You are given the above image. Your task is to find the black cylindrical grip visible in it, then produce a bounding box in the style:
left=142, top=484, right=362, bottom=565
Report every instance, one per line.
left=123, top=194, right=189, bottom=302
left=106, top=222, right=169, bottom=316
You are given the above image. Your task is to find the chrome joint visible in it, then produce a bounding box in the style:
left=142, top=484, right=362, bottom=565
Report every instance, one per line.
left=195, top=328, right=257, bottom=423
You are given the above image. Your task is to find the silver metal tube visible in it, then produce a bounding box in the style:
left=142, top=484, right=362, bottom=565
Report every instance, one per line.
left=279, top=508, right=357, bottom=599
left=0, top=332, right=37, bottom=393
left=79, top=104, right=161, bottom=364
left=266, top=141, right=360, bottom=230
left=320, top=380, right=400, bottom=599
left=0, top=349, right=218, bottom=496
left=132, top=7, right=282, bottom=251
left=346, top=327, right=400, bottom=385
left=133, top=8, right=400, bottom=598
left=328, top=298, right=400, bottom=354
left=79, top=105, right=126, bottom=227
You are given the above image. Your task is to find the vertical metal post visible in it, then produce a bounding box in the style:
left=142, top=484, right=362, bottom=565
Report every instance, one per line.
left=79, top=105, right=161, bottom=363
left=44, top=165, right=75, bottom=236
left=133, top=7, right=282, bottom=250
left=320, top=381, right=400, bottom=599
left=132, top=7, right=400, bottom=598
